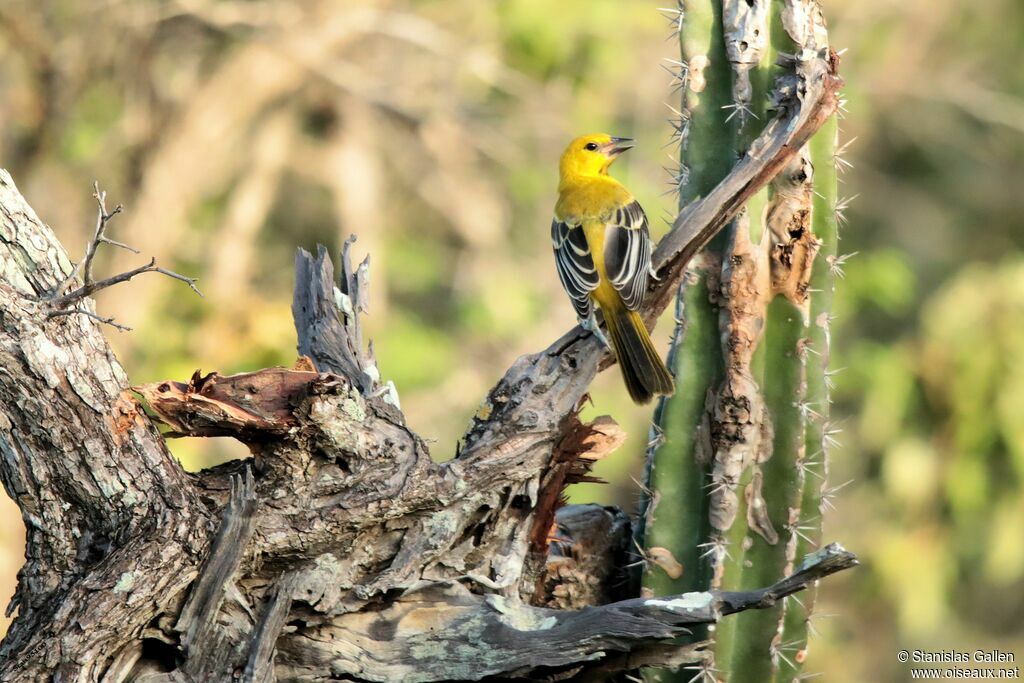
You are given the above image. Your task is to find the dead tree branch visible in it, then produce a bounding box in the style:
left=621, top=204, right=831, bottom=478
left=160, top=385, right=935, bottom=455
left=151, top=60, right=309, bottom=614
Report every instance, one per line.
left=276, top=544, right=855, bottom=682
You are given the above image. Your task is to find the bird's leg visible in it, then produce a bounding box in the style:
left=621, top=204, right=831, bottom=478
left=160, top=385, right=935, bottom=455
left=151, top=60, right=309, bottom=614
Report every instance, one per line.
left=582, top=310, right=612, bottom=351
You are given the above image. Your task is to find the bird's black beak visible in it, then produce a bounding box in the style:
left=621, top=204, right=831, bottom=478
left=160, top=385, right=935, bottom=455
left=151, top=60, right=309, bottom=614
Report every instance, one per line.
left=603, top=137, right=635, bottom=157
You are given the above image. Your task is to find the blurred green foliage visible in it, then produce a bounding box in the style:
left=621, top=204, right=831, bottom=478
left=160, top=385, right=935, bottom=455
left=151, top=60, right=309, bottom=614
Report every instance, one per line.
left=0, top=0, right=1022, bottom=679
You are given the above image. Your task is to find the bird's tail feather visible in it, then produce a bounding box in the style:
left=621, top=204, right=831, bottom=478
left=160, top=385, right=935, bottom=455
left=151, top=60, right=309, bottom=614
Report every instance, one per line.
left=604, top=306, right=675, bottom=405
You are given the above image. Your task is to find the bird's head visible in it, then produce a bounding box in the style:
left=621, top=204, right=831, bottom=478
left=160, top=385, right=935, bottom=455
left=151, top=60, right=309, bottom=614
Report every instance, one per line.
left=559, top=133, right=634, bottom=179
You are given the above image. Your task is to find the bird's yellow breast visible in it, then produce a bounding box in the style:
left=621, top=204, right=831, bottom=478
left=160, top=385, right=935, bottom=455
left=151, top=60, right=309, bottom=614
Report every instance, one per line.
left=556, top=175, right=631, bottom=221
left=581, top=219, right=623, bottom=309
left=556, top=175, right=633, bottom=310
left=581, top=220, right=608, bottom=278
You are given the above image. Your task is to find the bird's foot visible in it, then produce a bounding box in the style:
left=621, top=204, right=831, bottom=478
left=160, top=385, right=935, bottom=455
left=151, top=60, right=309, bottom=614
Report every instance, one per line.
left=582, top=314, right=612, bottom=351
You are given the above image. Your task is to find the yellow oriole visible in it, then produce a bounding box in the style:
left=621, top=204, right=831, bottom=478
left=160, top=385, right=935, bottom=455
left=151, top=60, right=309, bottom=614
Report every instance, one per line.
left=551, top=133, right=675, bottom=404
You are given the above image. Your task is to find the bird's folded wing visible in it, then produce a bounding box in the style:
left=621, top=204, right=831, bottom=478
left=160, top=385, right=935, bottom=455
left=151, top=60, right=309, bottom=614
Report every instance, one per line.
left=551, top=217, right=598, bottom=320
left=603, top=200, right=652, bottom=311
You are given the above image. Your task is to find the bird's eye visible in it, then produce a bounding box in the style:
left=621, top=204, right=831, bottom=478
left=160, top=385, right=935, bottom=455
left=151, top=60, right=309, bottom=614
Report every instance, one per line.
left=584, top=142, right=599, bottom=151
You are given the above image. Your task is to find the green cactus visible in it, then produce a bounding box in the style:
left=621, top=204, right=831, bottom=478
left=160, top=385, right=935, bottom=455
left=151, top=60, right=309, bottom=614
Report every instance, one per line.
left=637, top=0, right=733, bottom=636
left=771, top=108, right=840, bottom=683
left=638, top=1, right=838, bottom=681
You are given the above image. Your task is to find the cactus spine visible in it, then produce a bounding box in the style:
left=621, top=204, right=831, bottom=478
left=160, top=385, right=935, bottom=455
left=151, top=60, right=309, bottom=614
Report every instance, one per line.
left=639, top=1, right=837, bottom=681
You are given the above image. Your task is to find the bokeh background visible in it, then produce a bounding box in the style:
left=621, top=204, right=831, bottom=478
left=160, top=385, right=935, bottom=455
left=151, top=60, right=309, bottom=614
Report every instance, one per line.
left=1, top=1, right=1022, bottom=680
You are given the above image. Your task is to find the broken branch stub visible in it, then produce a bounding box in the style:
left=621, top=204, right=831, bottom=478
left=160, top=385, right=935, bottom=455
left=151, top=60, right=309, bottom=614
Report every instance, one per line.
left=292, top=243, right=380, bottom=397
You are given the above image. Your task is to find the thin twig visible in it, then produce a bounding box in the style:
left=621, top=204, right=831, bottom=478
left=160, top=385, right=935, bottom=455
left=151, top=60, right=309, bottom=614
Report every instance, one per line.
left=55, top=182, right=119, bottom=295
left=50, top=257, right=202, bottom=309
left=47, top=307, right=132, bottom=332
left=48, top=182, right=203, bottom=313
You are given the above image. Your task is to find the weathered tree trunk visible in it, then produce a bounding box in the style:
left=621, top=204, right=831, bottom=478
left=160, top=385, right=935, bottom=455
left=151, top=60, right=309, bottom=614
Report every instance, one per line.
left=0, top=42, right=846, bottom=682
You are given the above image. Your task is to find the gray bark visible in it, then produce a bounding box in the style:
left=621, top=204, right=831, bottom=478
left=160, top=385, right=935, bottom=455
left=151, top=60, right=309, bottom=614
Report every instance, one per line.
left=0, top=45, right=846, bottom=683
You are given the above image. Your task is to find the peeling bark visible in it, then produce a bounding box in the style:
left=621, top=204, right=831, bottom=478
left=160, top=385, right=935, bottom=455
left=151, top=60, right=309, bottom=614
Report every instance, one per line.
left=767, top=151, right=818, bottom=309
left=706, top=212, right=772, bottom=547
